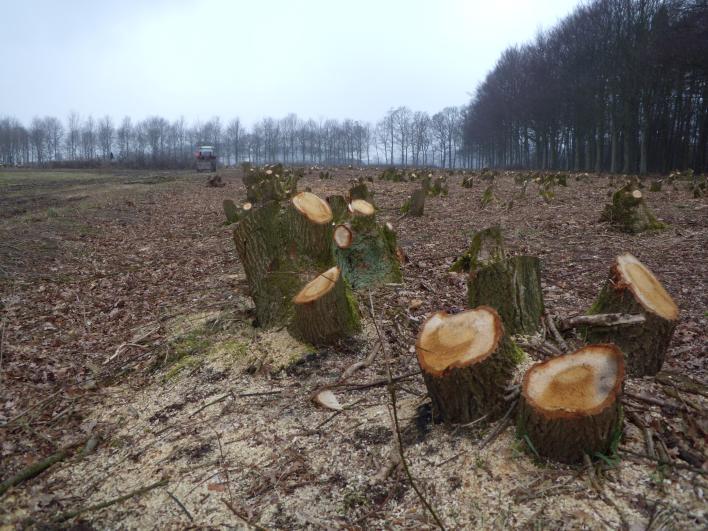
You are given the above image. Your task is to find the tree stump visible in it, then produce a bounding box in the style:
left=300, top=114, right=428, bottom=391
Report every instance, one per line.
left=429, top=176, right=448, bottom=196
left=336, top=199, right=402, bottom=289
left=326, top=194, right=349, bottom=223
left=349, top=181, right=373, bottom=203
left=600, top=183, right=665, bottom=233
left=462, top=175, right=474, bottom=188
left=231, top=192, right=335, bottom=327
left=585, top=254, right=679, bottom=376
left=242, top=164, right=299, bottom=203
left=517, top=344, right=624, bottom=464
left=291, top=266, right=360, bottom=345
left=460, top=227, right=544, bottom=335
left=417, top=307, right=521, bottom=424
left=401, top=188, right=426, bottom=217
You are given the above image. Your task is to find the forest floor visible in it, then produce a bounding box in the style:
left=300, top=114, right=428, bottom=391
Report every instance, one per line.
left=0, top=167, right=706, bottom=529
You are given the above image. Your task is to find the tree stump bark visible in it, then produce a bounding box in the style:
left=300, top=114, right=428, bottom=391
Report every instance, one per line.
left=459, top=227, right=544, bottom=335
left=231, top=192, right=335, bottom=327
left=336, top=200, right=402, bottom=289
left=585, top=253, right=679, bottom=376
left=517, top=344, right=624, bottom=464
left=291, top=266, right=360, bottom=345
left=462, top=175, right=474, bottom=188
left=417, top=307, right=521, bottom=424
left=600, top=183, right=665, bottom=233
left=326, top=194, right=349, bottom=223
left=402, top=188, right=426, bottom=217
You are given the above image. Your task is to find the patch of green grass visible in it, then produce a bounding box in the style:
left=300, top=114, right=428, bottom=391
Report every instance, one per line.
left=161, top=330, right=210, bottom=380
left=164, top=354, right=203, bottom=381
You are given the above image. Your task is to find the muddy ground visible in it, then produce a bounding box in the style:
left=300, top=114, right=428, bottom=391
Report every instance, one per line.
left=0, top=167, right=706, bottom=529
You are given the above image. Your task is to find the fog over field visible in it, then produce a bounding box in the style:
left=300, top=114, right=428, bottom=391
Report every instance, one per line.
left=1, top=0, right=577, bottom=125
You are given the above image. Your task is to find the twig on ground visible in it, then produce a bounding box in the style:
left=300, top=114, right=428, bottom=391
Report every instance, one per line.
left=619, top=449, right=708, bottom=476
left=514, top=336, right=562, bottom=358
left=623, top=391, right=682, bottom=410
left=189, top=389, right=283, bottom=417
left=315, top=396, right=367, bottom=429
left=339, top=341, right=381, bottom=382
left=223, top=499, right=267, bottom=531
left=335, top=371, right=419, bottom=391
left=0, top=437, right=88, bottom=497
left=368, top=291, right=446, bottom=530
left=544, top=309, right=568, bottom=353
left=479, top=400, right=517, bottom=450
left=6, top=389, right=63, bottom=426
left=167, top=490, right=193, bottom=521
left=53, top=478, right=168, bottom=522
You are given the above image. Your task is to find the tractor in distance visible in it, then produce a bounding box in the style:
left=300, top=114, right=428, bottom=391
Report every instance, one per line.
left=195, top=145, right=217, bottom=172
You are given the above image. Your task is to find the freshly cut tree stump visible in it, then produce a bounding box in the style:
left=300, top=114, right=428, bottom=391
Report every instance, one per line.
left=232, top=192, right=335, bottom=327
left=458, top=227, right=544, bottom=335
left=335, top=200, right=402, bottom=289
left=243, top=164, right=300, bottom=203
left=223, top=200, right=252, bottom=223
left=333, top=224, right=353, bottom=249
left=585, top=254, right=679, bottom=376
left=291, top=266, right=360, bottom=345
left=417, top=307, right=520, bottom=424
left=517, top=344, right=624, bottom=464
left=600, top=183, right=665, bottom=233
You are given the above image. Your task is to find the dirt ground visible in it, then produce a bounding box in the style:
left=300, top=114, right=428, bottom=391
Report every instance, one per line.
left=0, top=167, right=706, bottom=529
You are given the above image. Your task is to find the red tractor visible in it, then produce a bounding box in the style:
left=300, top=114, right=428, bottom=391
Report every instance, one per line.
left=195, top=145, right=217, bottom=172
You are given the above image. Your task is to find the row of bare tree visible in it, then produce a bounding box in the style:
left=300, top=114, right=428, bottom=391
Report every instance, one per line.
left=0, top=106, right=465, bottom=170
left=463, top=0, right=708, bottom=174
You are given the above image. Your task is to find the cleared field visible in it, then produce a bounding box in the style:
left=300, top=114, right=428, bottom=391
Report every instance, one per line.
left=1, top=168, right=706, bottom=528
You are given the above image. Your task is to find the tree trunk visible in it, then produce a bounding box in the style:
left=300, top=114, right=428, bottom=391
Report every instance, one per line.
left=517, top=344, right=624, bottom=464
left=585, top=254, right=678, bottom=376
left=291, top=266, right=360, bottom=345
left=417, top=307, right=521, bottom=424
left=402, top=188, right=426, bottom=217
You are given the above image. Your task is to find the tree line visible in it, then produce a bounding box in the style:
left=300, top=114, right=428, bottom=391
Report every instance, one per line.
left=0, top=106, right=465, bottom=169
left=462, top=0, right=708, bottom=174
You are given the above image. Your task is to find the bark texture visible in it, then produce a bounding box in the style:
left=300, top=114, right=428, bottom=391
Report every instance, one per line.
left=585, top=257, right=678, bottom=376
left=291, top=268, right=360, bottom=345
left=402, top=188, right=426, bottom=217
left=467, top=256, right=544, bottom=335
left=422, top=334, right=520, bottom=424
left=517, top=345, right=624, bottom=464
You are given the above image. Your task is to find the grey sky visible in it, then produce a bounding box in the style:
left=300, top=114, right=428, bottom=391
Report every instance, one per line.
left=1, top=0, right=580, bottom=126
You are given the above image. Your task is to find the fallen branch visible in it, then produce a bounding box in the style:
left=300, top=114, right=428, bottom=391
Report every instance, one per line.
left=619, top=449, right=708, bottom=476
left=368, top=292, right=445, bottom=530
left=54, top=478, right=168, bottom=522
left=339, top=341, right=381, bottom=382
left=0, top=438, right=87, bottom=497
left=558, top=313, right=645, bottom=331
left=167, top=490, right=193, bottom=521
left=335, top=371, right=419, bottom=391
left=190, top=389, right=283, bottom=417
left=544, top=310, right=568, bottom=353
left=514, top=336, right=562, bottom=358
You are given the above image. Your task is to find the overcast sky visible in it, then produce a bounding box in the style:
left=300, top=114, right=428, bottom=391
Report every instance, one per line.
left=0, top=0, right=580, bottom=126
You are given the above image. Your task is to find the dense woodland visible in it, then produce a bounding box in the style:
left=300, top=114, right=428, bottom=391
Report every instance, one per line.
left=1, top=0, right=706, bottom=173
left=464, top=0, right=708, bottom=173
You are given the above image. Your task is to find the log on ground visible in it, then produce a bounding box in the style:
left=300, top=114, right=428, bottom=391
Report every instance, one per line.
left=517, top=344, right=624, bottom=464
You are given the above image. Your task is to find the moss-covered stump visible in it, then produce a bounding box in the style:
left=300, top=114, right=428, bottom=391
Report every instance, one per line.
left=517, top=344, right=624, bottom=464
left=242, top=164, right=300, bottom=203
left=585, top=254, right=679, bottom=376
left=231, top=192, right=335, bottom=327
left=462, top=175, right=474, bottom=188
left=401, top=188, right=426, bottom=217
left=600, top=183, right=665, bottom=233
left=223, top=200, right=253, bottom=224
left=429, top=176, right=448, bottom=196
left=291, top=266, right=360, bottom=345
left=456, top=227, right=543, bottom=335
left=417, top=307, right=520, bottom=424
left=349, top=181, right=373, bottom=203
left=327, top=194, right=349, bottom=223
left=336, top=200, right=402, bottom=289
